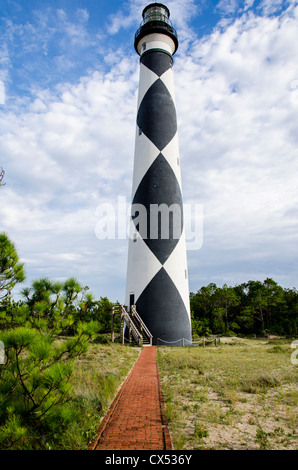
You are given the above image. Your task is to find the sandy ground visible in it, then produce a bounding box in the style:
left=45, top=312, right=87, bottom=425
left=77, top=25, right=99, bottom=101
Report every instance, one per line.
left=159, top=337, right=298, bottom=450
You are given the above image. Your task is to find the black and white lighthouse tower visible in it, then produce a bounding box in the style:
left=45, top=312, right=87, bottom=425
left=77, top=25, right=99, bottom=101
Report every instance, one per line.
left=125, top=3, right=192, bottom=346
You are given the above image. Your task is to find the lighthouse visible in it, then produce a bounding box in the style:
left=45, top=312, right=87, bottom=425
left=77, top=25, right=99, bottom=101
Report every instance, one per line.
left=125, top=3, right=192, bottom=346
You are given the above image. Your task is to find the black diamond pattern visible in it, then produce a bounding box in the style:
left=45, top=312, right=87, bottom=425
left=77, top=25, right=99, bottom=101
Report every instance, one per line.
left=141, top=50, right=173, bottom=77
left=132, top=153, right=183, bottom=265
left=137, top=78, right=177, bottom=151
left=129, top=46, right=192, bottom=344
left=136, top=267, right=192, bottom=345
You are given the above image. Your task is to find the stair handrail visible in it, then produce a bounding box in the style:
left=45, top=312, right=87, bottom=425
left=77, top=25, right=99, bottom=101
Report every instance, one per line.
left=130, top=305, right=153, bottom=340
left=121, top=305, right=143, bottom=343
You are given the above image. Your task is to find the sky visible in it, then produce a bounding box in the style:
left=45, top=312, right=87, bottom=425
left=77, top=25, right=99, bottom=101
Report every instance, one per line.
left=1, top=0, right=298, bottom=303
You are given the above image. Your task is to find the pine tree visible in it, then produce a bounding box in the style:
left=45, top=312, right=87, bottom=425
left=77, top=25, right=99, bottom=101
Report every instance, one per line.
left=0, top=233, right=25, bottom=300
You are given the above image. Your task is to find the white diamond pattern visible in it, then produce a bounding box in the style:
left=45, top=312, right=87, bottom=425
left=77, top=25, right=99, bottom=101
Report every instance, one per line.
left=127, top=48, right=190, bottom=317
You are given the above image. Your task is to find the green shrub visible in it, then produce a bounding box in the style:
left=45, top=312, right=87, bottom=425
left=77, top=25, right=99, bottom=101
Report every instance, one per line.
left=93, top=334, right=111, bottom=344
left=0, top=326, right=91, bottom=449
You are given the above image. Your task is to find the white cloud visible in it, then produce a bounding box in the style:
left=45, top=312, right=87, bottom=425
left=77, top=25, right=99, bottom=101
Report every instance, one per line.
left=216, top=0, right=240, bottom=15
left=0, top=54, right=139, bottom=299
left=1, top=1, right=298, bottom=301
left=173, top=5, right=298, bottom=288
left=106, top=0, right=144, bottom=34
left=258, top=0, right=285, bottom=15
left=107, top=0, right=199, bottom=39
left=243, top=0, right=256, bottom=11
left=76, top=8, right=89, bottom=23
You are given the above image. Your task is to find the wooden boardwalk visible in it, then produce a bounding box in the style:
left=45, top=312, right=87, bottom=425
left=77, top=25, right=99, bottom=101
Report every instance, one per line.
left=90, top=346, right=172, bottom=451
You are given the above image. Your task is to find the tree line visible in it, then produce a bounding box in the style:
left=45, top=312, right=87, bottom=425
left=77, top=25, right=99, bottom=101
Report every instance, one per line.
left=190, top=279, right=298, bottom=337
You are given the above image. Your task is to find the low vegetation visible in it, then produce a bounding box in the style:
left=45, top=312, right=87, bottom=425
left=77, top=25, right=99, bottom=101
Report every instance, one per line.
left=157, top=337, right=297, bottom=450
left=58, top=342, right=140, bottom=450
left=0, top=228, right=297, bottom=450
left=0, top=231, right=137, bottom=449
left=0, top=335, right=140, bottom=449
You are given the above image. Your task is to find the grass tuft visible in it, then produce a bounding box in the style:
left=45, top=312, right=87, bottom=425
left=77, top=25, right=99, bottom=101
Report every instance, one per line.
left=157, top=338, right=297, bottom=450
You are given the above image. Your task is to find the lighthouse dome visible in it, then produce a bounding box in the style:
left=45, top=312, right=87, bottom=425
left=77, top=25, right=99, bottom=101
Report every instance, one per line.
left=134, top=3, right=178, bottom=55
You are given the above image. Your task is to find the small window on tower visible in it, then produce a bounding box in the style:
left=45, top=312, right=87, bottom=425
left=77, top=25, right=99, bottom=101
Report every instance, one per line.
left=142, top=42, right=146, bottom=51
left=139, top=127, right=142, bottom=136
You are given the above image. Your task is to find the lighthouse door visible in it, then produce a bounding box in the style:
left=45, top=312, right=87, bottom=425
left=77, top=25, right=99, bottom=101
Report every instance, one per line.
left=129, top=294, right=135, bottom=312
